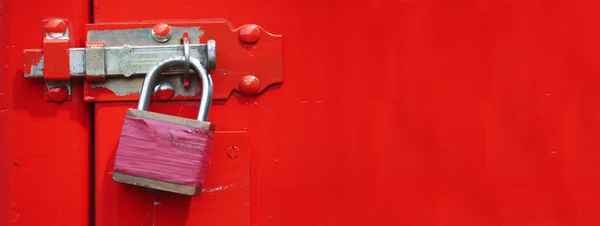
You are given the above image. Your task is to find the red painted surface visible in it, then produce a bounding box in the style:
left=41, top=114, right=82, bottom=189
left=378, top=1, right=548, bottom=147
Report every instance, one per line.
left=114, top=113, right=214, bottom=187
left=0, top=0, right=91, bottom=226
left=81, top=21, right=283, bottom=102
left=21, top=50, right=43, bottom=75
left=42, top=38, right=70, bottom=81
left=92, top=0, right=600, bottom=225
left=95, top=102, right=252, bottom=225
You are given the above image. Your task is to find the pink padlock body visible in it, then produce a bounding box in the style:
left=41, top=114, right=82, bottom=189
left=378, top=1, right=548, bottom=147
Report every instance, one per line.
left=113, top=109, right=215, bottom=192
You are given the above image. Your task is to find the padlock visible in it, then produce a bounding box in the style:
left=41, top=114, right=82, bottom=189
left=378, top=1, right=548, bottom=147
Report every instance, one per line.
left=112, top=55, right=215, bottom=196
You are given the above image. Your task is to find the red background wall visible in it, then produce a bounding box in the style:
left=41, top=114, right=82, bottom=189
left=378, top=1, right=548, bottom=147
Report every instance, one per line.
left=4, top=0, right=600, bottom=225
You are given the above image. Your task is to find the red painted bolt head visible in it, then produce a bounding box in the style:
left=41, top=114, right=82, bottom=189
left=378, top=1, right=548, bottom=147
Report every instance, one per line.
left=239, top=75, right=261, bottom=96
left=45, top=19, right=67, bottom=38
left=45, top=19, right=67, bottom=33
left=227, top=146, right=240, bottom=159
left=47, top=85, right=69, bottom=103
left=152, top=23, right=172, bottom=42
left=239, top=24, right=261, bottom=44
left=154, top=82, right=175, bottom=100
left=155, top=88, right=175, bottom=100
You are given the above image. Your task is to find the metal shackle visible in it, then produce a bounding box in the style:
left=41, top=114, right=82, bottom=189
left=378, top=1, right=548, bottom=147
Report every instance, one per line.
left=137, top=56, right=213, bottom=121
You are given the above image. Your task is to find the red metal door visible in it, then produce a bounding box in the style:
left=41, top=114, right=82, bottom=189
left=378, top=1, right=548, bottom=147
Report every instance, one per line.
left=0, top=1, right=91, bottom=225
left=4, top=0, right=600, bottom=225
left=91, top=0, right=600, bottom=225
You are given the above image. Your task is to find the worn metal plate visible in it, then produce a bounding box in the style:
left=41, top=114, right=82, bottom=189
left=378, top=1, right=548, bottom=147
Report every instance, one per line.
left=84, top=74, right=203, bottom=102
left=86, top=42, right=106, bottom=79
left=24, top=45, right=209, bottom=78
left=82, top=20, right=283, bottom=102
left=87, top=26, right=202, bottom=46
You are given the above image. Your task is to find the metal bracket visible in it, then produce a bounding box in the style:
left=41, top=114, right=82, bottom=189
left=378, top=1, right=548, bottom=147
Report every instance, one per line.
left=23, top=19, right=283, bottom=102
left=86, top=42, right=106, bottom=82
left=28, top=18, right=73, bottom=102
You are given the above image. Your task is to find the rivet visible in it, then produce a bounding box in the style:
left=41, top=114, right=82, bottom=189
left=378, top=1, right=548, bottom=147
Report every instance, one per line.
left=45, top=19, right=67, bottom=38
left=239, top=24, right=261, bottom=44
left=227, top=146, right=240, bottom=159
left=238, top=75, right=261, bottom=96
left=47, top=84, right=69, bottom=103
left=154, top=81, right=175, bottom=100
left=151, top=23, right=172, bottom=43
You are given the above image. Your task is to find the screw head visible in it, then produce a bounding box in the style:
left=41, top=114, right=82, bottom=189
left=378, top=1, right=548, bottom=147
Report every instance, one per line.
left=154, top=81, right=175, bottom=100
left=227, top=146, right=240, bottom=159
left=239, top=75, right=261, bottom=96
left=47, top=84, right=69, bottom=103
left=239, top=24, right=261, bottom=44
left=45, top=19, right=67, bottom=38
left=151, top=23, right=172, bottom=43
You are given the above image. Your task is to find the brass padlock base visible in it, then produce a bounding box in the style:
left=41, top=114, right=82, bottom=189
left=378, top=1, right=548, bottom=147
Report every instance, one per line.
left=112, top=109, right=215, bottom=196
left=125, top=108, right=213, bottom=129
left=113, top=172, right=197, bottom=196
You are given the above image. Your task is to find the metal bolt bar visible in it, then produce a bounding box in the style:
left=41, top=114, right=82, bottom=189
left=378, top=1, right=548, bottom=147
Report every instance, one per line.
left=24, top=43, right=216, bottom=79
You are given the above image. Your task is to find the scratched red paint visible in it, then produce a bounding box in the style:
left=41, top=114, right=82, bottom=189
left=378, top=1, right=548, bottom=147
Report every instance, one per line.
left=114, top=115, right=214, bottom=186
left=83, top=84, right=203, bottom=102
left=21, top=50, right=43, bottom=75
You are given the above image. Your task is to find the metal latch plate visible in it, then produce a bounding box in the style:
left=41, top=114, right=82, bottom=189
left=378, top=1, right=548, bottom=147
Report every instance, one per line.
left=23, top=19, right=283, bottom=102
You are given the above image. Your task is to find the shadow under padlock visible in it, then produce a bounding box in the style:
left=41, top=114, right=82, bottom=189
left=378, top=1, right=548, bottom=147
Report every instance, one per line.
left=112, top=55, right=215, bottom=196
